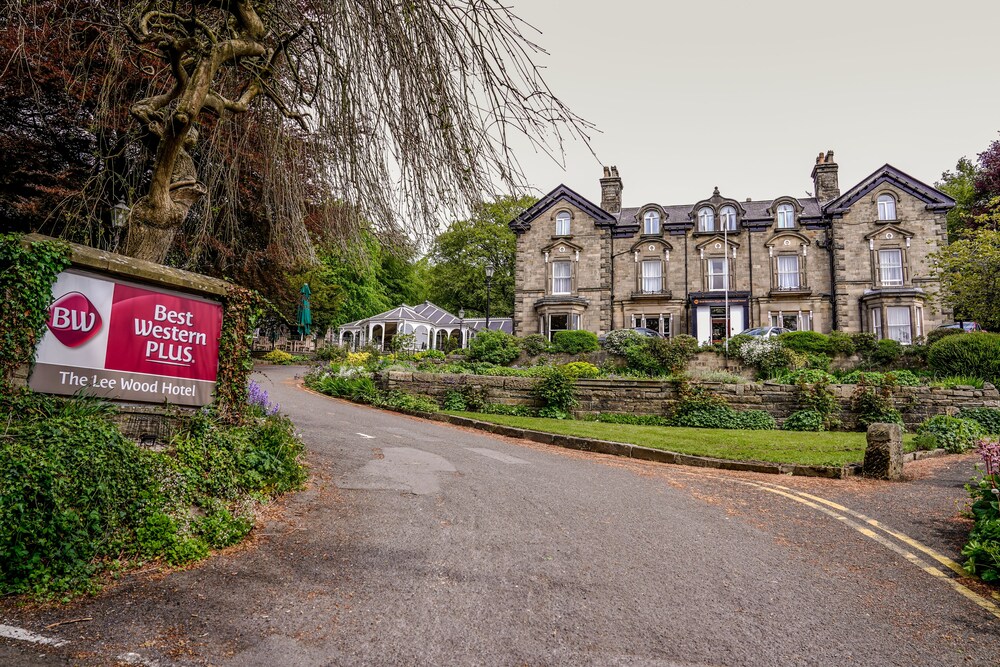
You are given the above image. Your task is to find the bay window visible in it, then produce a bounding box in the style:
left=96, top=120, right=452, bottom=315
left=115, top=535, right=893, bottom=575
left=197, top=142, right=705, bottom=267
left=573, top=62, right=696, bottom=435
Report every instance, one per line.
left=886, top=306, right=912, bottom=344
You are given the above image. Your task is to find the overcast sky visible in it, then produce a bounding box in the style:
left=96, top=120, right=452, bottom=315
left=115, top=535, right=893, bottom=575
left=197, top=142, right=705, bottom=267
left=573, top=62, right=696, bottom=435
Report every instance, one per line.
left=502, top=0, right=1000, bottom=207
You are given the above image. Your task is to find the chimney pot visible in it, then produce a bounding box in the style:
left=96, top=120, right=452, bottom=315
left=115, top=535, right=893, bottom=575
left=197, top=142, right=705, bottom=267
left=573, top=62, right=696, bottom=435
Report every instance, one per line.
left=811, top=150, right=840, bottom=202
left=600, top=166, right=623, bottom=214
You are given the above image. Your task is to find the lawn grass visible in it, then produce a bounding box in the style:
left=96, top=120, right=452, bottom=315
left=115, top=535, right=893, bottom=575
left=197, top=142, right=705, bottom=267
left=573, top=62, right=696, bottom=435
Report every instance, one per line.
left=448, top=412, right=917, bottom=467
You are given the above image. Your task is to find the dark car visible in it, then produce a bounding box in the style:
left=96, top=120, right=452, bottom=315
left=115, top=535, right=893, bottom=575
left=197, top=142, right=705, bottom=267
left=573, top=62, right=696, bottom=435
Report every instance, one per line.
left=937, top=321, right=983, bottom=332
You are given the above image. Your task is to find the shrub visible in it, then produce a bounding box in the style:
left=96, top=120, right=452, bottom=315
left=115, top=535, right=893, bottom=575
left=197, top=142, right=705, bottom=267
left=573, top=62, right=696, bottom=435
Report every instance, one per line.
left=827, top=330, right=856, bottom=357
left=388, top=333, right=416, bottom=352
left=925, top=327, right=965, bottom=346
left=850, top=332, right=878, bottom=358
left=603, top=329, right=644, bottom=356
left=958, top=408, right=1000, bottom=434
left=442, top=390, right=468, bottom=411
left=783, top=410, right=825, bottom=432
left=559, top=361, right=601, bottom=378
left=534, top=367, right=577, bottom=413
left=838, top=370, right=920, bottom=387
left=414, top=349, right=446, bottom=361
left=779, top=331, right=832, bottom=355
left=520, top=334, right=551, bottom=356
left=262, top=349, right=294, bottom=364
left=346, top=351, right=372, bottom=366
left=315, top=345, right=348, bottom=362
left=376, top=391, right=439, bottom=414
left=725, top=333, right=755, bottom=358
left=772, top=368, right=837, bottom=385
left=869, top=339, right=903, bottom=366
left=850, top=377, right=903, bottom=431
left=468, top=330, right=521, bottom=365
left=915, top=415, right=985, bottom=453
left=618, top=336, right=696, bottom=376
left=794, top=377, right=841, bottom=430
left=963, top=439, right=1000, bottom=581
left=551, top=330, right=600, bottom=355
left=928, top=333, right=1000, bottom=385
left=737, top=337, right=798, bottom=378
left=735, top=410, right=777, bottom=430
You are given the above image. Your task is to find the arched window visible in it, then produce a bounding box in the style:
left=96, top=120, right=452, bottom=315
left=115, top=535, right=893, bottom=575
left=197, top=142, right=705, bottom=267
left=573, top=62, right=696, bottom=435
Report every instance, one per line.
left=877, top=194, right=897, bottom=221
left=643, top=210, right=660, bottom=235
left=776, top=203, right=795, bottom=229
left=720, top=206, right=738, bottom=231
left=698, top=207, right=715, bottom=232
left=555, top=211, right=571, bottom=235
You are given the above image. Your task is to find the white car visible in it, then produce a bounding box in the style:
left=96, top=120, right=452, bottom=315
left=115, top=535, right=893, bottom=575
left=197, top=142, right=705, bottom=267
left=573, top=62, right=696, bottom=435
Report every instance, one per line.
left=739, top=326, right=793, bottom=339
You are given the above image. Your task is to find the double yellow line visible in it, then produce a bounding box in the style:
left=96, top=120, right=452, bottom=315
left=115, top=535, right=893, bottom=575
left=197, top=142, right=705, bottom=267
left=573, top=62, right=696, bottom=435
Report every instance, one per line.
left=693, top=472, right=1000, bottom=620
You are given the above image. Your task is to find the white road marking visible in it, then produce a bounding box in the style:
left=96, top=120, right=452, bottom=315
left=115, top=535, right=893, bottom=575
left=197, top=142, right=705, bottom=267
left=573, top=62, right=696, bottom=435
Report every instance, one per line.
left=0, top=623, right=68, bottom=647
left=356, top=432, right=375, bottom=439
left=466, top=448, right=530, bottom=465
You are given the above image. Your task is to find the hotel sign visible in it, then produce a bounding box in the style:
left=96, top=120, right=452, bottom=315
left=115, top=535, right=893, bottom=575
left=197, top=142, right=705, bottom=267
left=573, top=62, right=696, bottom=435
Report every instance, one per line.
left=30, top=269, right=223, bottom=406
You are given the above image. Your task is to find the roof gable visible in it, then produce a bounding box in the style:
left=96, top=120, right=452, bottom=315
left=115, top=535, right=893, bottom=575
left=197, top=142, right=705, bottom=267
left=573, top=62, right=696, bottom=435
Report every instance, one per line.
left=824, top=164, right=955, bottom=215
left=510, top=184, right=616, bottom=233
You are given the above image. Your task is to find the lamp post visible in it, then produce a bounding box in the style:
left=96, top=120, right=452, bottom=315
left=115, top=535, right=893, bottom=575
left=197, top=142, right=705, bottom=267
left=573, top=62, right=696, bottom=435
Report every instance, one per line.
left=111, top=200, right=129, bottom=252
left=485, top=263, right=495, bottom=330
left=458, top=307, right=465, bottom=349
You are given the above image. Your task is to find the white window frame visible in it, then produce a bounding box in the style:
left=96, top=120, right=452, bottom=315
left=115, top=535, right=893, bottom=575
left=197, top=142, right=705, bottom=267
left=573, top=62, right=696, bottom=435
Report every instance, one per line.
left=877, top=194, right=897, bottom=221
left=720, top=206, right=737, bottom=231
left=555, top=211, right=571, bottom=236
left=552, top=261, right=572, bottom=294
left=776, top=255, right=801, bottom=290
left=708, top=258, right=728, bottom=291
left=698, top=207, right=715, bottom=232
left=872, top=307, right=883, bottom=339
left=886, top=306, right=912, bottom=344
left=879, top=248, right=904, bottom=286
left=641, top=260, right=662, bottom=293
left=643, top=211, right=661, bottom=235
left=776, top=203, right=795, bottom=229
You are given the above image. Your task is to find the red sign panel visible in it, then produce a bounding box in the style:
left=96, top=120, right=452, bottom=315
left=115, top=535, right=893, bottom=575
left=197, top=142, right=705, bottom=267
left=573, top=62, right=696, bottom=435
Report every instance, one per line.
left=30, top=270, right=223, bottom=406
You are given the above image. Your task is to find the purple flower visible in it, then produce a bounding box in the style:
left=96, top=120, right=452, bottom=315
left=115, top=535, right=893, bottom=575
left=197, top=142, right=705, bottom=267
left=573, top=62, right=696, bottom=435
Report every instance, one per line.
left=247, top=379, right=280, bottom=416
left=977, top=438, right=1000, bottom=477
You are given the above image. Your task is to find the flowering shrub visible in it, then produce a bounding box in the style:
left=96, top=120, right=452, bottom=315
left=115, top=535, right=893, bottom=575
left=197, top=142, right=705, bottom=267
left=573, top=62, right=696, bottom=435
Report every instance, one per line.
left=346, top=351, right=372, bottom=366
left=603, top=329, right=643, bottom=356
left=262, top=349, right=294, bottom=364
left=962, top=438, right=1000, bottom=581
left=559, top=361, right=601, bottom=378
left=736, top=337, right=797, bottom=378
left=247, top=380, right=280, bottom=416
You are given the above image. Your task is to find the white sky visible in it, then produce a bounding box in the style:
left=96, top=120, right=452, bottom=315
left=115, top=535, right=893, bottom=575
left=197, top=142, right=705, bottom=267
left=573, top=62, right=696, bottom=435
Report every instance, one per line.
left=503, top=0, right=1000, bottom=206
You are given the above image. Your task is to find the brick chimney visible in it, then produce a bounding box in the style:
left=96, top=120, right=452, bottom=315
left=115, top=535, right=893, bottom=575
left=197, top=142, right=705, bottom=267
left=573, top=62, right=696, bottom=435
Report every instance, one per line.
left=810, top=150, right=840, bottom=202
left=600, top=165, right=623, bottom=213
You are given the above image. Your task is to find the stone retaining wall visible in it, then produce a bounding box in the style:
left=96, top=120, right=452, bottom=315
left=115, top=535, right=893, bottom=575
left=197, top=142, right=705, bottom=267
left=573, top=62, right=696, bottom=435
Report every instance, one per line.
left=378, top=371, right=1000, bottom=430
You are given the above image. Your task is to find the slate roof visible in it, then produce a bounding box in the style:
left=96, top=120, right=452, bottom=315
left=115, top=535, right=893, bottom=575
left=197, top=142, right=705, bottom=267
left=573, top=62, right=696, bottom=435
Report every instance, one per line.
left=617, top=197, right=824, bottom=229
left=412, top=301, right=460, bottom=326
left=510, top=184, right=616, bottom=233
left=823, top=164, right=955, bottom=215
left=463, top=318, right=514, bottom=335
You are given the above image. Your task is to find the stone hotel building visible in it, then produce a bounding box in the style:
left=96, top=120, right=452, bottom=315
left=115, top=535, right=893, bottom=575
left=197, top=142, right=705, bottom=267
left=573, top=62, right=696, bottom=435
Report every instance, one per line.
left=509, top=152, right=954, bottom=345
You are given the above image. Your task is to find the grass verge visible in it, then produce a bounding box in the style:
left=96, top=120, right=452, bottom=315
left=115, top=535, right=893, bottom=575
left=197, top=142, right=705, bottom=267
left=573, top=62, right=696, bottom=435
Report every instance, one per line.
left=447, top=411, right=917, bottom=467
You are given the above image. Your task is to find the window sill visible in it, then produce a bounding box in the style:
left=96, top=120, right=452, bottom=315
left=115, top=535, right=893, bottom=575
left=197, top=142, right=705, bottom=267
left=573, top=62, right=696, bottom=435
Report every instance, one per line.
left=692, top=230, right=740, bottom=236
left=630, top=290, right=673, bottom=300
left=874, top=219, right=901, bottom=225
left=768, top=287, right=812, bottom=297
left=550, top=235, right=574, bottom=240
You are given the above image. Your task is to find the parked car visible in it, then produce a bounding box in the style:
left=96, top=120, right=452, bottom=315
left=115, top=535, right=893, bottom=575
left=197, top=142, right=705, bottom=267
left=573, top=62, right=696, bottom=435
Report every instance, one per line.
left=937, top=321, right=984, bottom=332
left=738, top=326, right=793, bottom=338
left=632, top=327, right=663, bottom=338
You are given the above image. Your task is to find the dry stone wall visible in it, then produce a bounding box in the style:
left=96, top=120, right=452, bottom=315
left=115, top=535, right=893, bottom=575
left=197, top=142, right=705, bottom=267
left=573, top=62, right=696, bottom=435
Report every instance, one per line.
left=379, top=371, right=1000, bottom=430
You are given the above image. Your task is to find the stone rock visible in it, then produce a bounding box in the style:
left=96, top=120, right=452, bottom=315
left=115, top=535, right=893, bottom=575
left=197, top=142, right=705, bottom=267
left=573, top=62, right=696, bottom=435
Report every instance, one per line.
left=863, top=422, right=904, bottom=480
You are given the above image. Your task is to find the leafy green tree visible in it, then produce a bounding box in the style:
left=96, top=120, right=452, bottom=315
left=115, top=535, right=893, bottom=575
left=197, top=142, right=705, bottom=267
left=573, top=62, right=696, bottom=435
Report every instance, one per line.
left=931, top=227, right=1000, bottom=331
left=426, top=195, right=536, bottom=317
left=937, top=157, right=979, bottom=240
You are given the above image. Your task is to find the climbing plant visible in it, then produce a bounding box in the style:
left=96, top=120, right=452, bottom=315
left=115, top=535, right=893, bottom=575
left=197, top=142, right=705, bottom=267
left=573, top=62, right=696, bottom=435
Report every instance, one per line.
left=215, top=285, right=271, bottom=424
left=0, top=234, right=70, bottom=392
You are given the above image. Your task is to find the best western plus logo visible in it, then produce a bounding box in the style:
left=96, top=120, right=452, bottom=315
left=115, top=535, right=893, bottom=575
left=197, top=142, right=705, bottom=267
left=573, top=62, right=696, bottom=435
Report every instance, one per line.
left=47, top=291, right=103, bottom=347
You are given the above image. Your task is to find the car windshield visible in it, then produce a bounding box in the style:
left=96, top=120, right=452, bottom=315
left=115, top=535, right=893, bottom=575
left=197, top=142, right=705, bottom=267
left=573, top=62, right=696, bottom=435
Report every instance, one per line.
left=741, top=328, right=766, bottom=336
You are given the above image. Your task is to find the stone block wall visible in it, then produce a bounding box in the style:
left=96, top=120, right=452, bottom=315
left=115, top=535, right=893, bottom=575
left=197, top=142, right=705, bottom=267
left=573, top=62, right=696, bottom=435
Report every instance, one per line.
left=378, top=371, right=1000, bottom=431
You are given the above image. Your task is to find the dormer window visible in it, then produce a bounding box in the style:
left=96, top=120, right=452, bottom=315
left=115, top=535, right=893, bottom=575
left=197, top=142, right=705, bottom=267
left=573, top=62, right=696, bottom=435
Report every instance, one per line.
left=877, top=194, right=897, bottom=221
left=555, top=211, right=571, bottom=236
left=643, top=210, right=661, bottom=235
left=698, top=207, right=714, bottom=232
left=720, top=206, right=737, bottom=231
left=776, top=203, right=795, bottom=229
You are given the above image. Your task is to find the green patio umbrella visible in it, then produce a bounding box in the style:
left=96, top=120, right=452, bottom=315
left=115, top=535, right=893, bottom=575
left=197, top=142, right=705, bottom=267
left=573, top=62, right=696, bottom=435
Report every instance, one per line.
left=296, top=283, right=312, bottom=339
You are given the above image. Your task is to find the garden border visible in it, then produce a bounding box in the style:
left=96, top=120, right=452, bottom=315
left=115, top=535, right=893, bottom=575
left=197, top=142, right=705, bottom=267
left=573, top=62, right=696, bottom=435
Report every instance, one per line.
left=300, top=380, right=950, bottom=478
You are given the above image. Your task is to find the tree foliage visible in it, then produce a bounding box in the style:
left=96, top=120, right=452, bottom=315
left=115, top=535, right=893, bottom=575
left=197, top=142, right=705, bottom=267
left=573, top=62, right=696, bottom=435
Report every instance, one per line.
left=931, top=229, right=1000, bottom=331
left=426, top=195, right=535, bottom=318
left=2, top=0, right=590, bottom=269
